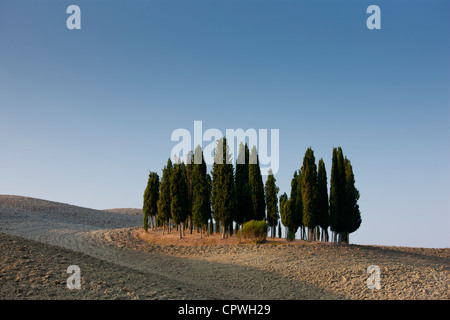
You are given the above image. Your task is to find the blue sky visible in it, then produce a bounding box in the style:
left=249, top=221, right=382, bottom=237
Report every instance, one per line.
left=1, top=0, right=449, bottom=248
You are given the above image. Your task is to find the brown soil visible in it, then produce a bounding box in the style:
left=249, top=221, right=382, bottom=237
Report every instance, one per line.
left=1, top=195, right=448, bottom=300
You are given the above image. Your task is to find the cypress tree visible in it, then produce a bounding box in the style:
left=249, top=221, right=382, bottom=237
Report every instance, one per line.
left=288, top=170, right=303, bottom=239
left=170, top=162, right=188, bottom=239
left=295, top=170, right=304, bottom=240
left=265, top=169, right=279, bottom=238
left=185, top=151, right=194, bottom=234
left=206, top=172, right=213, bottom=235
left=157, top=158, right=173, bottom=234
left=249, top=146, right=266, bottom=221
left=277, top=221, right=282, bottom=238
left=143, top=171, right=159, bottom=232
left=317, top=158, right=329, bottom=241
left=336, top=147, right=346, bottom=243
left=330, top=148, right=344, bottom=242
left=301, top=147, right=318, bottom=241
left=279, top=193, right=293, bottom=240
left=211, top=137, right=235, bottom=239
left=192, top=146, right=210, bottom=239
left=330, top=147, right=361, bottom=244
left=329, top=148, right=338, bottom=241
left=344, top=157, right=362, bottom=243
left=235, top=142, right=253, bottom=227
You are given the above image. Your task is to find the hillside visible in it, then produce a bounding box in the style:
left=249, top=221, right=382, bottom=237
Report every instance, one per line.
left=0, top=195, right=448, bottom=300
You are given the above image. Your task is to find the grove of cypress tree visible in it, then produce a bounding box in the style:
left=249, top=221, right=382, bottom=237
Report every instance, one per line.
left=265, top=169, right=280, bottom=238
left=317, top=158, right=329, bottom=241
left=143, top=171, right=159, bottom=232
left=301, top=147, right=318, bottom=241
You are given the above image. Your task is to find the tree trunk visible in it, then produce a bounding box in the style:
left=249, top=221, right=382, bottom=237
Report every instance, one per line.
left=222, top=224, right=226, bottom=239
left=179, top=223, right=182, bottom=239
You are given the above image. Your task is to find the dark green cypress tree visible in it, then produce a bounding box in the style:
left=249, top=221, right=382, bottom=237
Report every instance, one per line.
left=344, top=157, right=362, bottom=243
left=170, top=162, right=188, bottom=239
left=317, top=158, right=329, bottom=241
left=295, top=170, right=304, bottom=240
left=336, top=147, right=346, bottom=243
left=301, top=147, right=318, bottom=241
left=211, top=137, right=235, bottom=239
left=329, top=148, right=339, bottom=241
left=206, top=172, right=212, bottom=235
left=192, top=146, right=210, bottom=239
left=157, top=158, right=173, bottom=234
left=279, top=193, right=293, bottom=240
left=143, top=171, right=159, bottom=232
left=283, top=171, right=301, bottom=240
left=235, top=142, right=253, bottom=227
left=330, top=147, right=345, bottom=242
left=330, top=147, right=361, bottom=244
left=277, top=221, right=282, bottom=238
left=249, top=146, right=266, bottom=221
left=289, top=171, right=298, bottom=222
left=265, top=169, right=279, bottom=238
left=185, top=151, right=194, bottom=234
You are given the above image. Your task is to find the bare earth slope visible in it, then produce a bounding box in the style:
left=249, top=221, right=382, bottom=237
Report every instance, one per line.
left=0, top=195, right=448, bottom=300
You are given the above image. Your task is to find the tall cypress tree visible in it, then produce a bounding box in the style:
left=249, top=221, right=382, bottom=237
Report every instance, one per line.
left=235, top=142, right=253, bottom=227
left=277, top=221, right=282, bottom=238
left=192, top=146, right=210, bottom=239
left=301, top=147, right=318, bottom=241
left=279, top=193, right=293, bottom=240
left=211, top=137, right=235, bottom=239
left=185, top=151, right=194, bottom=234
left=143, top=171, right=159, bottom=232
left=336, top=147, right=346, bottom=243
left=170, top=162, right=188, bottom=239
left=330, top=147, right=361, bottom=244
left=206, top=172, right=213, bottom=234
left=157, top=158, right=173, bottom=234
left=344, top=157, right=362, bottom=243
left=330, top=147, right=344, bottom=242
left=249, top=146, right=266, bottom=221
left=329, top=148, right=339, bottom=241
left=282, top=170, right=301, bottom=241
left=295, top=170, right=304, bottom=240
left=265, top=169, right=279, bottom=238
left=317, top=158, right=329, bottom=241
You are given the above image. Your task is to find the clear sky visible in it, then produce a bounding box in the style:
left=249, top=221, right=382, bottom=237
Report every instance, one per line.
left=1, top=0, right=449, bottom=248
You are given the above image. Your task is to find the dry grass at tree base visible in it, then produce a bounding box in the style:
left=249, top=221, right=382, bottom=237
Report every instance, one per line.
left=138, top=227, right=324, bottom=247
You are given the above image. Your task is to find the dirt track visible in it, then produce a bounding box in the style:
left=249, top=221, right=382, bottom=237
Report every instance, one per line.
left=0, top=195, right=448, bottom=300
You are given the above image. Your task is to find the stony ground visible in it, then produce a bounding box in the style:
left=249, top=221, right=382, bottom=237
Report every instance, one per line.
left=0, top=195, right=448, bottom=300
